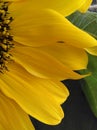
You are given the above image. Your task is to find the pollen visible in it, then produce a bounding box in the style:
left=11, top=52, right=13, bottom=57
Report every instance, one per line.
left=0, top=1, right=13, bottom=73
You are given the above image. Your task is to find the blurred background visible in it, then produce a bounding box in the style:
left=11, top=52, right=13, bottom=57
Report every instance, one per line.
left=31, top=1, right=97, bottom=130
left=90, top=0, right=97, bottom=11
left=92, top=0, right=97, bottom=4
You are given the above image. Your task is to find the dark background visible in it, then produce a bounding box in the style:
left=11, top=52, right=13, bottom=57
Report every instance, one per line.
left=31, top=1, right=97, bottom=129
left=92, top=0, right=96, bottom=4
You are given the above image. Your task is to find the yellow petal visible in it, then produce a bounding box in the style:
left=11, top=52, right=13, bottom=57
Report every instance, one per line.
left=11, top=44, right=87, bottom=80
left=85, top=46, right=97, bottom=56
left=3, top=0, right=18, bottom=1
left=79, top=0, right=92, bottom=12
left=0, top=62, right=69, bottom=125
left=9, top=0, right=33, bottom=17
left=0, top=91, right=35, bottom=130
left=9, top=0, right=91, bottom=16
left=11, top=9, right=97, bottom=48
left=38, top=44, right=88, bottom=70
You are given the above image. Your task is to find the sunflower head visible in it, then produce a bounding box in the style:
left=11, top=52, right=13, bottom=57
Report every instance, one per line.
left=0, top=1, right=13, bottom=73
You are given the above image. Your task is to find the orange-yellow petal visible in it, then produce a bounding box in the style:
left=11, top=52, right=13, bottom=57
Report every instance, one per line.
left=10, top=43, right=87, bottom=80
left=10, top=9, right=97, bottom=48
left=85, top=46, right=97, bottom=56
left=0, top=91, right=35, bottom=130
left=38, top=44, right=88, bottom=70
left=0, top=62, right=69, bottom=125
left=79, top=0, right=92, bottom=12
left=9, top=0, right=92, bottom=16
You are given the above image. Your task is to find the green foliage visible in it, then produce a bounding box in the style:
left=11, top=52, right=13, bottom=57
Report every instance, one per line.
left=67, top=11, right=97, bottom=117
left=67, top=11, right=97, bottom=39
left=80, top=54, right=97, bottom=117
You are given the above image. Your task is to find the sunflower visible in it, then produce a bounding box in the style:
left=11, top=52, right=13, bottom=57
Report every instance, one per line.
left=0, top=0, right=97, bottom=130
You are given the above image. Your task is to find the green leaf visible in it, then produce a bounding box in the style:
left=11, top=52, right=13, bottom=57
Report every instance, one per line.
left=67, top=11, right=97, bottom=39
left=80, top=55, right=97, bottom=117
left=67, top=11, right=97, bottom=117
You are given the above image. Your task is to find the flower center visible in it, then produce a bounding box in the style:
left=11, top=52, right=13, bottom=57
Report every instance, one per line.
left=0, top=1, right=13, bottom=73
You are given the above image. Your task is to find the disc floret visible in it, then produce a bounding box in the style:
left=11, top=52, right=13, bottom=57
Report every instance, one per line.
left=0, top=1, right=13, bottom=73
